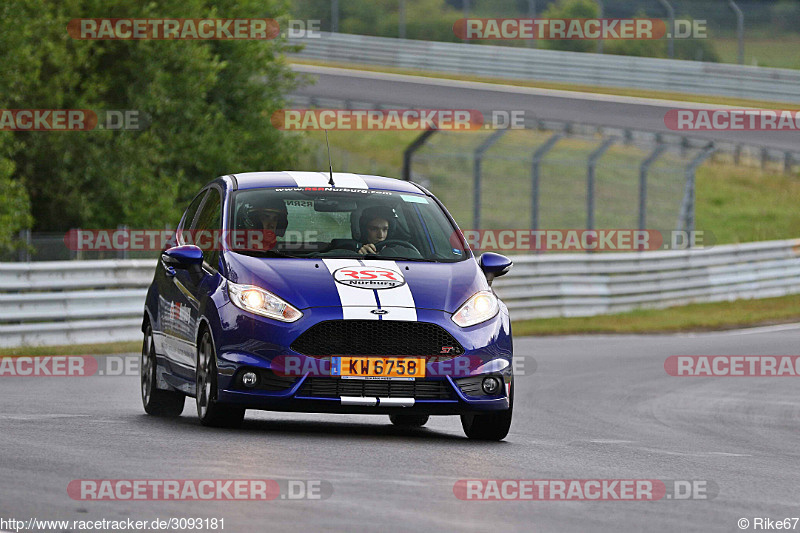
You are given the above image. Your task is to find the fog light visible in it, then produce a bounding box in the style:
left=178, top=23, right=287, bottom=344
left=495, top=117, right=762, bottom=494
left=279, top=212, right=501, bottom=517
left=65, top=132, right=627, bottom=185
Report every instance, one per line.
left=242, top=371, right=258, bottom=388
left=481, top=376, right=501, bottom=395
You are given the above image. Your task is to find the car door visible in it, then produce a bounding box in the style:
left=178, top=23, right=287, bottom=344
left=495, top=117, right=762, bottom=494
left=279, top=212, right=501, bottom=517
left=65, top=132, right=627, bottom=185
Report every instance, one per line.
left=156, top=189, right=212, bottom=379
left=170, top=186, right=223, bottom=380
left=154, top=190, right=207, bottom=368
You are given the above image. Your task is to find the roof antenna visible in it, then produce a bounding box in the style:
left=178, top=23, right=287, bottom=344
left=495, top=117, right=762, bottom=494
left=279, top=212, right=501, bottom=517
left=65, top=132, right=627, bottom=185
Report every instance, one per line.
left=325, top=129, right=335, bottom=187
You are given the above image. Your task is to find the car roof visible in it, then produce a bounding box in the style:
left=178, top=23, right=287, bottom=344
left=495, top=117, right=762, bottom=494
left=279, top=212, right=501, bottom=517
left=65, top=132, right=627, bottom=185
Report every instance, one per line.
left=228, top=171, right=426, bottom=195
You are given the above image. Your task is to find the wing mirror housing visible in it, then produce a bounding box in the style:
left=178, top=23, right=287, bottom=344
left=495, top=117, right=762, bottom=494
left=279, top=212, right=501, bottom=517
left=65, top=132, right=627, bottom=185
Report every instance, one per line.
left=479, top=252, right=513, bottom=286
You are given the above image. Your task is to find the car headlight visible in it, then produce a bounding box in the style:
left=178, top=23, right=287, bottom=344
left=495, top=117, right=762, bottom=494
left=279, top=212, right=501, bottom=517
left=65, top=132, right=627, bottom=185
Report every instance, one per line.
left=452, top=290, right=499, bottom=328
left=227, top=281, right=302, bottom=322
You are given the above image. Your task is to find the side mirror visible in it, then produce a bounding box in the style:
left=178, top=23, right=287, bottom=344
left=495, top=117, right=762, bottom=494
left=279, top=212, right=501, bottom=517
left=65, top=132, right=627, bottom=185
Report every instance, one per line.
left=479, top=252, right=513, bottom=286
left=161, top=245, right=204, bottom=270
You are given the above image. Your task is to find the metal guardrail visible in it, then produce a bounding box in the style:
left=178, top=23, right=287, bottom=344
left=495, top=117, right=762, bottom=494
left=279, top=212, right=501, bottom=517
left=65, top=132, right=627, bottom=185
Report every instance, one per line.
left=0, top=260, right=152, bottom=347
left=291, top=32, right=800, bottom=104
left=493, top=238, right=800, bottom=320
left=1, top=239, right=799, bottom=347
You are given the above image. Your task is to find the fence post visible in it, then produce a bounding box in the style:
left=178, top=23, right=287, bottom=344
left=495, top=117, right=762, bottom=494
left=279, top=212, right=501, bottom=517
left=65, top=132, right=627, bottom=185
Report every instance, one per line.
left=402, top=128, right=437, bottom=181
left=526, top=0, right=537, bottom=48
left=639, top=143, right=667, bottom=230
left=463, top=0, right=471, bottom=43
left=473, top=130, right=507, bottom=230
left=727, top=0, right=745, bottom=65
left=530, top=132, right=564, bottom=232
left=657, top=0, right=675, bottom=59
left=118, top=225, right=128, bottom=260
left=331, top=0, right=339, bottom=33
left=595, top=0, right=604, bottom=54
left=18, top=229, right=31, bottom=262
left=678, top=144, right=715, bottom=241
left=587, top=137, right=617, bottom=231
left=398, top=0, right=406, bottom=39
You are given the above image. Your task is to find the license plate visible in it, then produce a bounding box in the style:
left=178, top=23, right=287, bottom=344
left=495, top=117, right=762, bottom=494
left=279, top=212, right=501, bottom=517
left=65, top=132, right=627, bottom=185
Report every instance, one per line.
left=331, top=357, right=426, bottom=378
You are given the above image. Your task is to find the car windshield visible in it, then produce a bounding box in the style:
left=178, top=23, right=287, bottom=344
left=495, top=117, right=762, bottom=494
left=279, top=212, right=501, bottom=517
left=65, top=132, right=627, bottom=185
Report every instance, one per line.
left=227, top=187, right=468, bottom=262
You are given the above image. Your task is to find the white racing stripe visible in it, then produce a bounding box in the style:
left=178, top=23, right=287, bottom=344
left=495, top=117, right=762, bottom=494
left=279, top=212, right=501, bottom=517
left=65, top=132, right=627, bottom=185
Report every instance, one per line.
left=285, top=171, right=369, bottom=189
left=329, top=172, right=368, bottom=189
left=360, top=259, right=417, bottom=321
left=285, top=171, right=331, bottom=187
left=321, top=258, right=379, bottom=320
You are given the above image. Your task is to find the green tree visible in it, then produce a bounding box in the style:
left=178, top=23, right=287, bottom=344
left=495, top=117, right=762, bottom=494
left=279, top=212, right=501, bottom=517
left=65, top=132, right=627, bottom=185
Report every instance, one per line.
left=0, top=0, right=302, bottom=234
left=539, top=0, right=599, bottom=53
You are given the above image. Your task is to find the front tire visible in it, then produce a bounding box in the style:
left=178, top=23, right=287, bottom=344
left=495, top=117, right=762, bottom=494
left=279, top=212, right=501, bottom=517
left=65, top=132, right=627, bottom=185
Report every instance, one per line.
left=196, top=329, right=245, bottom=428
left=460, top=381, right=513, bottom=441
left=141, top=323, right=185, bottom=417
left=389, top=414, right=429, bottom=428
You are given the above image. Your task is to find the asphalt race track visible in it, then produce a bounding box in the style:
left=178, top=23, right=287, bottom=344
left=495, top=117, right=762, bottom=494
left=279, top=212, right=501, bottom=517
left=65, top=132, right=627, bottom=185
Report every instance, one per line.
left=2, top=326, right=799, bottom=532
left=290, top=64, right=800, bottom=152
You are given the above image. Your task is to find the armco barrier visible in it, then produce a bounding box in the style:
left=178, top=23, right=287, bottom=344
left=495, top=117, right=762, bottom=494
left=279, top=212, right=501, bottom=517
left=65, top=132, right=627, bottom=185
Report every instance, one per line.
left=493, top=239, right=800, bottom=319
left=0, top=260, right=152, bottom=347
left=291, top=32, right=800, bottom=104
left=1, top=239, right=799, bottom=347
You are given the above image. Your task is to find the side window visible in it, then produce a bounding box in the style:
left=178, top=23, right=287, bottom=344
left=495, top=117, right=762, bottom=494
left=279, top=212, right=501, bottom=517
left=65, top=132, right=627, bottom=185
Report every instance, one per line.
left=192, top=189, right=222, bottom=269
left=177, top=191, right=208, bottom=244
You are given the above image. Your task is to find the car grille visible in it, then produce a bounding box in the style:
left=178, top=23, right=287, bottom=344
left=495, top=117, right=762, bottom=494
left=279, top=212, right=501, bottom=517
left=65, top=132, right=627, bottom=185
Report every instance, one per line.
left=290, top=320, right=465, bottom=357
left=298, top=377, right=454, bottom=400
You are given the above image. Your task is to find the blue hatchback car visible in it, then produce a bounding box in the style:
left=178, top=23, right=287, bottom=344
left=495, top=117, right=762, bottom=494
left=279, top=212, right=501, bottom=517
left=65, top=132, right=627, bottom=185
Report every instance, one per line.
left=141, top=172, right=514, bottom=440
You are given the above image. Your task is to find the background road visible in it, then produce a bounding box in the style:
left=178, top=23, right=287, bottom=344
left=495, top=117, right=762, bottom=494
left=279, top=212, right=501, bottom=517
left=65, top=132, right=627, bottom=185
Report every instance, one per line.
left=2, top=326, right=799, bottom=532
left=291, top=65, right=800, bottom=152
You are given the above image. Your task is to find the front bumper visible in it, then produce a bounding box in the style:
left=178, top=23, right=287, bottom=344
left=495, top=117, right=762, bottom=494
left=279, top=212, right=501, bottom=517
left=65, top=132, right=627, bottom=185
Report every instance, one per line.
left=212, top=304, right=513, bottom=415
left=217, top=372, right=511, bottom=415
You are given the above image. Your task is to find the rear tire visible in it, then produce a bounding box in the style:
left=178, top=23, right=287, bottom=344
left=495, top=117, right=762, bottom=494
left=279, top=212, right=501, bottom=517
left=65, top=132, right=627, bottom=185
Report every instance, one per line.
left=141, top=323, right=185, bottom=417
left=389, top=414, right=429, bottom=428
left=460, top=381, right=513, bottom=441
left=196, top=329, right=245, bottom=428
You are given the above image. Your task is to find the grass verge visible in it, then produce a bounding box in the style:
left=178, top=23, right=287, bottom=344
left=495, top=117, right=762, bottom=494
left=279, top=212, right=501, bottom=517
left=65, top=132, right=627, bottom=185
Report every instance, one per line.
left=512, top=294, right=800, bottom=336
left=0, top=341, right=141, bottom=357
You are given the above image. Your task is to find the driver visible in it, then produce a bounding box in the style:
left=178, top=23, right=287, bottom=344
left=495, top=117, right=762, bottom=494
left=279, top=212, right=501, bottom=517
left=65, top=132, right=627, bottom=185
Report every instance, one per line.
left=357, top=206, right=395, bottom=255
left=241, top=198, right=288, bottom=250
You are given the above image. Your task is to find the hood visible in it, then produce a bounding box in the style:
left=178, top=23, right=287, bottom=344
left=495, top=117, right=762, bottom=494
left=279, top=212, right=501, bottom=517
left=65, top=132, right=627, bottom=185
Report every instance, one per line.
left=223, top=252, right=488, bottom=313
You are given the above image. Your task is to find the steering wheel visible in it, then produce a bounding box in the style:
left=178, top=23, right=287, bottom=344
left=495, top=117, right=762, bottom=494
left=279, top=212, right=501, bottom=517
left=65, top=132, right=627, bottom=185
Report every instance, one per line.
left=374, top=239, right=421, bottom=255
